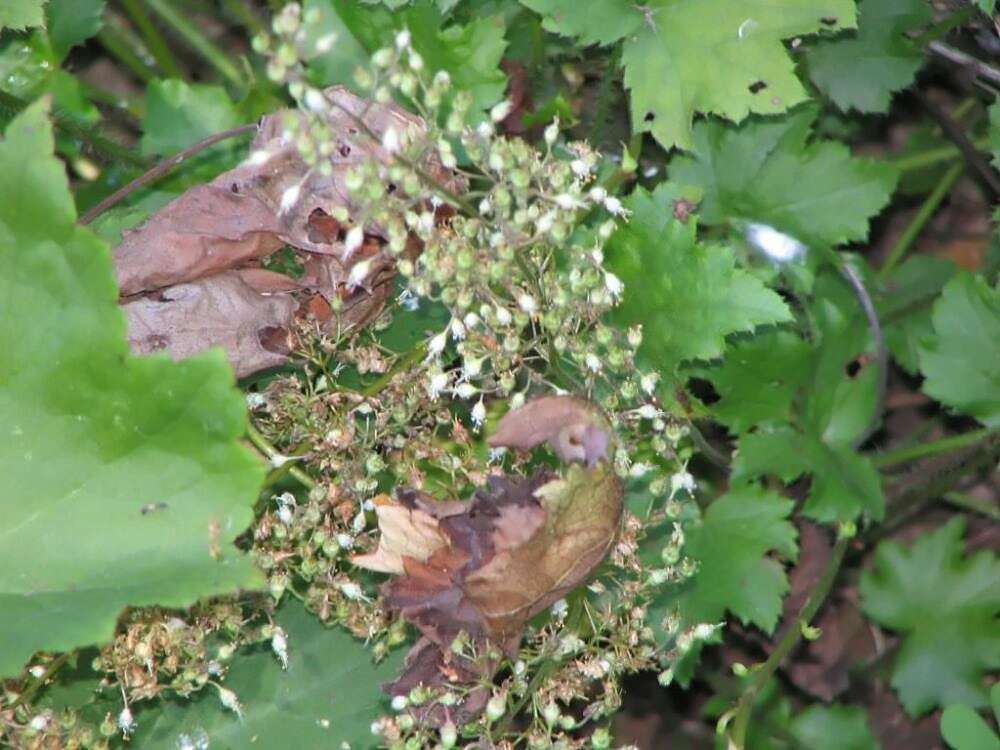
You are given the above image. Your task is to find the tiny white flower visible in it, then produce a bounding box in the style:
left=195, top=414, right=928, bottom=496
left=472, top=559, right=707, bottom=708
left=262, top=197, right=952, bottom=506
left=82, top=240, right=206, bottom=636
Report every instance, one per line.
left=463, top=311, right=481, bottom=329
left=453, top=382, right=478, bottom=399
left=315, top=32, right=337, bottom=54
left=347, top=256, right=373, bottom=289
left=637, top=404, right=661, bottom=420
left=381, top=126, right=400, bottom=154
left=280, top=184, right=301, bottom=214
left=671, top=470, right=696, bottom=494
left=433, top=70, right=451, bottom=88
left=570, top=159, right=590, bottom=177
left=604, top=272, right=624, bottom=299
left=598, top=219, right=617, bottom=239
left=29, top=713, right=50, bottom=731
left=408, top=51, right=424, bottom=71
left=245, top=392, right=268, bottom=410
left=604, top=196, right=624, bottom=215
left=344, top=225, right=365, bottom=256
left=544, top=118, right=559, bottom=146
left=304, top=88, right=326, bottom=112
left=118, top=706, right=135, bottom=737
left=589, top=186, right=607, bottom=203
left=277, top=504, right=294, bottom=524
left=585, top=352, right=602, bottom=372
left=352, top=509, right=367, bottom=532
left=247, top=149, right=273, bottom=167
left=550, top=598, right=568, bottom=618
left=488, top=446, right=507, bottom=463
left=391, top=695, right=409, bottom=711
left=693, top=622, right=722, bottom=640
left=629, top=461, right=651, bottom=478
left=536, top=212, right=555, bottom=233
left=490, top=99, right=513, bottom=122
left=510, top=391, right=526, bottom=410
left=336, top=533, right=354, bottom=549
left=397, top=288, right=419, bottom=311
left=427, top=330, right=448, bottom=358
left=428, top=371, right=450, bottom=399
left=477, top=121, right=495, bottom=139
left=478, top=197, right=492, bottom=215
left=495, top=306, right=513, bottom=326
left=395, top=28, right=411, bottom=50
left=28, top=665, right=45, bottom=679
left=554, top=193, right=579, bottom=210
left=518, top=294, right=537, bottom=314
left=591, top=247, right=605, bottom=265
left=471, top=398, right=486, bottom=429
left=450, top=318, right=466, bottom=340
left=462, top=354, right=485, bottom=379
left=640, top=372, right=660, bottom=394
left=271, top=628, right=289, bottom=669
left=339, top=581, right=370, bottom=601
left=217, top=687, right=243, bottom=718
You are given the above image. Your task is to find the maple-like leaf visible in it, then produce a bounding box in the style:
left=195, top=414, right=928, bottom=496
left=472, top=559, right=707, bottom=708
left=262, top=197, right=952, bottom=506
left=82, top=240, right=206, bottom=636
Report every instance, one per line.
left=918, top=272, right=1000, bottom=428
left=522, top=0, right=856, bottom=150
left=607, top=185, right=792, bottom=378
left=861, top=518, right=1000, bottom=716
left=806, top=0, right=932, bottom=114
left=671, top=108, right=899, bottom=247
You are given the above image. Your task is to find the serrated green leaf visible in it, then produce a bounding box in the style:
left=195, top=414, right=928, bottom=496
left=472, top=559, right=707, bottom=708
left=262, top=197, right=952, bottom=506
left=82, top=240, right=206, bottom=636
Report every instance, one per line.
left=806, top=0, right=931, bottom=113
left=607, top=186, right=792, bottom=377
left=881, top=255, right=958, bottom=374
left=0, top=101, right=264, bottom=677
left=673, top=486, right=798, bottom=633
left=941, top=704, right=1000, bottom=750
left=307, top=0, right=507, bottom=116
left=633, top=1, right=855, bottom=151
left=303, top=0, right=371, bottom=87
left=735, top=424, right=884, bottom=522
left=141, top=79, right=243, bottom=155
left=135, top=601, right=405, bottom=750
left=519, top=0, right=642, bottom=46
left=698, top=329, right=811, bottom=432
left=918, top=272, right=1000, bottom=427
left=0, top=0, right=44, bottom=30
left=46, top=0, right=106, bottom=61
left=789, top=704, right=879, bottom=750
left=671, top=108, right=898, bottom=247
left=861, top=518, right=1000, bottom=716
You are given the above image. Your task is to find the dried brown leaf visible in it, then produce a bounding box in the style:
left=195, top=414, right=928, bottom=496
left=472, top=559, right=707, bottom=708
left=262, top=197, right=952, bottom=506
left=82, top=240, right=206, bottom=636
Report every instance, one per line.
left=122, top=269, right=297, bottom=378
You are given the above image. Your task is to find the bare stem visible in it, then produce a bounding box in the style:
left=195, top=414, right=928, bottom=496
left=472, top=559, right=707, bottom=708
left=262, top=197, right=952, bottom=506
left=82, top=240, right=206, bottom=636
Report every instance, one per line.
left=873, top=428, right=997, bottom=468
left=246, top=423, right=317, bottom=490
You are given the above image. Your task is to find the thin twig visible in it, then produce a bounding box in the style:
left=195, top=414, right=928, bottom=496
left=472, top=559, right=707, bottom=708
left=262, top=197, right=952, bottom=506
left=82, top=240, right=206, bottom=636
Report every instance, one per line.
left=915, top=90, right=1000, bottom=198
left=79, top=122, right=258, bottom=225
left=727, top=533, right=851, bottom=748
left=879, top=162, right=964, bottom=278
left=13, top=652, right=75, bottom=710
left=927, top=40, right=1000, bottom=87
left=873, top=427, right=997, bottom=469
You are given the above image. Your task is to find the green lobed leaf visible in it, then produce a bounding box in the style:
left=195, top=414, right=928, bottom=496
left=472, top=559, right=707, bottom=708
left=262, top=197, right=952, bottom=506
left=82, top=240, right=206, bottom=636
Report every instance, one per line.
left=734, top=424, right=884, bottom=523
left=918, top=272, right=1000, bottom=427
left=521, top=0, right=856, bottom=150
left=606, top=185, right=792, bottom=378
left=860, top=518, right=1000, bottom=716
left=519, top=0, right=642, bottom=46
left=0, top=101, right=264, bottom=677
left=141, top=79, right=243, bottom=156
left=881, top=255, right=958, bottom=374
left=134, top=600, right=405, bottom=750
left=806, top=0, right=932, bottom=113
left=671, top=108, right=899, bottom=247
left=789, top=704, right=879, bottom=750
left=46, top=0, right=107, bottom=61
left=671, top=485, right=798, bottom=633
left=696, top=329, right=811, bottom=433
left=941, top=704, right=1000, bottom=750
left=0, top=0, right=44, bottom=30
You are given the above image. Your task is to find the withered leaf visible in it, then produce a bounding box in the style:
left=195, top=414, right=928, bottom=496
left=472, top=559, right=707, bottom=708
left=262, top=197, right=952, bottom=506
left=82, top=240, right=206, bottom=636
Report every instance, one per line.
left=354, top=395, right=623, bottom=723
left=122, top=269, right=297, bottom=378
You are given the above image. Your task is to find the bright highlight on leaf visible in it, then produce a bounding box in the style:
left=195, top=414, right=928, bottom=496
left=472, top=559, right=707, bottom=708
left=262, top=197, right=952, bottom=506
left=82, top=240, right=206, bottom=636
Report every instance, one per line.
left=0, top=102, right=265, bottom=678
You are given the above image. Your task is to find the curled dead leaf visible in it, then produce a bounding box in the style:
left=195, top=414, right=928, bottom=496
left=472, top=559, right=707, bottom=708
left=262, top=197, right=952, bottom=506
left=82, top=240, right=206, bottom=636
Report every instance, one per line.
left=354, top=395, right=623, bottom=724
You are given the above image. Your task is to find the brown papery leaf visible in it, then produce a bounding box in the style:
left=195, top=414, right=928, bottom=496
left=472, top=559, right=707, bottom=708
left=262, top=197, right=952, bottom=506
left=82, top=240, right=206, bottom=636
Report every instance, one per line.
left=122, top=269, right=297, bottom=378
left=354, top=395, right=623, bottom=724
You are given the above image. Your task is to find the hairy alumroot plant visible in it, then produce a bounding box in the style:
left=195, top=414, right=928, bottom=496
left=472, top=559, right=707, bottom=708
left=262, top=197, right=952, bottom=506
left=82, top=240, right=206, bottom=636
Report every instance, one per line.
left=27, top=6, right=707, bottom=747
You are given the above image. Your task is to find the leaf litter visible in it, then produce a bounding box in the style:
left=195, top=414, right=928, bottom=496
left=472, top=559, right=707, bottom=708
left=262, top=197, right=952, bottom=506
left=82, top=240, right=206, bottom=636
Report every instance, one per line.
left=112, top=87, right=461, bottom=377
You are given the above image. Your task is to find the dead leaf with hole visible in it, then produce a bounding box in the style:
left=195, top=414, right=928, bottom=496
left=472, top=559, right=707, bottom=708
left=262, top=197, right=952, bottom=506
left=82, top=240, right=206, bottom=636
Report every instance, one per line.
left=112, top=87, right=463, bottom=377
left=353, top=395, right=624, bottom=724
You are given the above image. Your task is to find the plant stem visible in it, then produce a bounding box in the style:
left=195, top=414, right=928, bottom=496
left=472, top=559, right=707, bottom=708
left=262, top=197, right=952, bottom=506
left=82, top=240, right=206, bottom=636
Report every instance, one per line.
left=77, top=80, right=144, bottom=120
left=728, top=534, right=851, bottom=749
left=889, top=136, right=989, bottom=172
left=96, top=21, right=159, bottom=84
left=878, top=161, right=963, bottom=278
left=119, top=0, right=186, bottom=79
left=13, top=651, right=74, bottom=709
left=246, top=422, right=317, bottom=490
left=144, top=0, right=247, bottom=90
left=0, top=89, right=150, bottom=169
left=927, top=40, right=1000, bottom=87
left=873, top=428, right=996, bottom=468
left=943, top=491, right=1000, bottom=521
left=79, top=122, right=257, bottom=224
